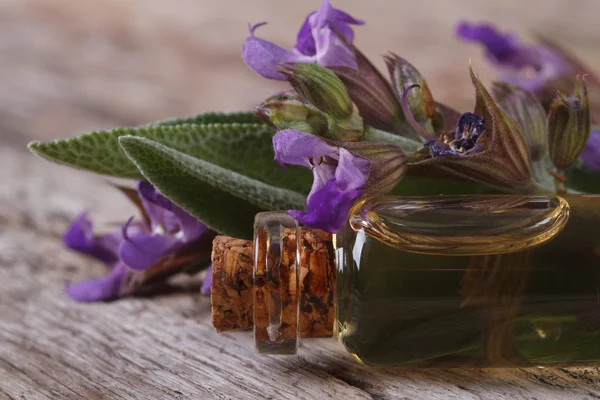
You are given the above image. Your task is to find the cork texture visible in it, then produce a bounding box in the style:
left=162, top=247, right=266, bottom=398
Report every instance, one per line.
left=211, top=236, right=254, bottom=332
left=211, top=230, right=336, bottom=338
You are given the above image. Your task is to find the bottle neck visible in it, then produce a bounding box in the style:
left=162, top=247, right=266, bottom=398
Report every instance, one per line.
left=211, top=212, right=335, bottom=355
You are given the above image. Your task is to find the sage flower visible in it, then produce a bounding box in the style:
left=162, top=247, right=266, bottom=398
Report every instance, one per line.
left=64, top=182, right=215, bottom=302
left=332, top=49, right=461, bottom=139
left=581, top=130, right=600, bottom=170
left=409, top=68, right=533, bottom=192
left=457, top=21, right=600, bottom=172
left=547, top=77, right=591, bottom=171
left=278, top=63, right=364, bottom=141
left=255, top=90, right=328, bottom=135
left=242, top=0, right=364, bottom=80
left=491, top=82, right=547, bottom=164
left=329, top=46, right=407, bottom=134
left=456, top=22, right=567, bottom=94
left=273, top=129, right=405, bottom=233
left=201, top=265, right=213, bottom=295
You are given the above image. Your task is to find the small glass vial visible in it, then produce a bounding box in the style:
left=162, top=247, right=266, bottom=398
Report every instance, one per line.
left=211, top=194, right=600, bottom=367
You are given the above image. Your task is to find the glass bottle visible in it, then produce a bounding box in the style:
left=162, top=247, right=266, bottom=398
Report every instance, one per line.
left=210, top=194, right=600, bottom=367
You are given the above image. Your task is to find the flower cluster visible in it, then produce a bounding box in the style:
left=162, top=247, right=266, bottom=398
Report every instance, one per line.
left=60, top=1, right=599, bottom=302
left=243, top=1, right=593, bottom=234
left=273, top=129, right=405, bottom=232
left=456, top=21, right=600, bottom=171
left=64, top=182, right=215, bottom=302
left=242, top=0, right=364, bottom=80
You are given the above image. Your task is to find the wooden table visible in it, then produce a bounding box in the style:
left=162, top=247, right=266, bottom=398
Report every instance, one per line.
left=2, top=1, right=600, bottom=398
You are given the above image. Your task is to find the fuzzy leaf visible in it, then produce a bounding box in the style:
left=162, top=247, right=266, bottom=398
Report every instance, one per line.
left=148, top=111, right=262, bottom=126
left=119, top=136, right=307, bottom=239
left=28, top=122, right=313, bottom=193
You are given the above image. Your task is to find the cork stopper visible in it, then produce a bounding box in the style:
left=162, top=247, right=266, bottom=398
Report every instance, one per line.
left=210, top=229, right=335, bottom=338
left=211, top=236, right=254, bottom=332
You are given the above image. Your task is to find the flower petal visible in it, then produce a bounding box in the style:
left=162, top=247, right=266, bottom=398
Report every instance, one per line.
left=137, top=181, right=210, bottom=242
left=581, top=130, right=600, bottom=171
left=200, top=265, right=212, bottom=295
left=289, top=179, right=361, bottom=233
left=456, top=21, right=566, bottom=92
left=273, top=129, right=338, bottom=167
left=456, top=22, right=522, bottom=65
left=63, top=211, right=120, bottom=265
left=66, top=262, right=128, bottom=302
left=311, top=0, right=364, bottom=29
left=295, top=12, right=317, bottom=56
left=308, top=164, right=336, bottom=204
left=329, top=8, right=365, bottom=26
left=335, top=148, right=369, bottom=191
left=295, top=0, right=364, bottom=59
left=242, top=23, right=313, bottom=80
left=119, top=222, right=181, bottom=271
left=137, top=181, right=179, bottom=233
left=312, top=25, right=357, bottom=69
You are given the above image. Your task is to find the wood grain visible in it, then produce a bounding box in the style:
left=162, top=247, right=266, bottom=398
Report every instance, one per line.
left=2, top=0, right=600, bottom=398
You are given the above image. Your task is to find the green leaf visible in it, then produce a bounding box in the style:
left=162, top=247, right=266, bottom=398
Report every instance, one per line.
left=28, top=122, right=312, bottom=193
left=147, top=111, right=261, bottom=127
left=118, top=136, right=307, bottom=238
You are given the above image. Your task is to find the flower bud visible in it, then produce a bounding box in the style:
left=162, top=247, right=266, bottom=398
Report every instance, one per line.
left=327, top=104, right=364, bottom=142
left=330, top=46, right=407, bottom=135
left=384, top=53, right=437, bottom=123
left=280, top=63, right=353, bottom=119
left=256, top=91, right=328, bottom=135
left=547, top=76, right=591, bottom=171
left=409, top=67, right=533, bottom=193
left=492, top=82, right=547, bottom=162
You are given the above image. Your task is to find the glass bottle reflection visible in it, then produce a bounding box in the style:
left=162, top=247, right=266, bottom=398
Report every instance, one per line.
left=335, top=195, right=600, bottom=367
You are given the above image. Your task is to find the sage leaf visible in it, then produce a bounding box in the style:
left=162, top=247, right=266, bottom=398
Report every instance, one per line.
left=147, top=111, right=261, bottom=126
left=119, top=136, right=307, bottom=239
left=28, top=121, right=312, bottom=193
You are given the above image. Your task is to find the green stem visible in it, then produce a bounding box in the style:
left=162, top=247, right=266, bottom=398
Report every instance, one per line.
left=553, top=168, right=567, bottom=194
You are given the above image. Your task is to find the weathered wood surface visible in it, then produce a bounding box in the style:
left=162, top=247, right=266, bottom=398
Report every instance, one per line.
left=2, top=1, right=600, bottom=399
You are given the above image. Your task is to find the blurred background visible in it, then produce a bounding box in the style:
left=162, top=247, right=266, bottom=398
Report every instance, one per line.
left=1, top=0, right=599, bottom=149
left=1, top=3, right=600, bottom=396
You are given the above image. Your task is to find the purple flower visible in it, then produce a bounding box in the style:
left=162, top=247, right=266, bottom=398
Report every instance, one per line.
left=63, top=182, right=215, bottom=302
left=242, top=0, right=364, bottom=80
left=200, top=265, right=212, bottom=295
left=410, top=68, right=534, bottom=192
left=457, top=22, right=600, bottom=171
left=63, top=211, right=121, bottom=266
left=273, top=129, right=405, bottom=233
left=581, top=130, right=600, bottom=171
left=426, top=112, right=487, bottom=157
left=456, top=22, right=566, bottom=93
